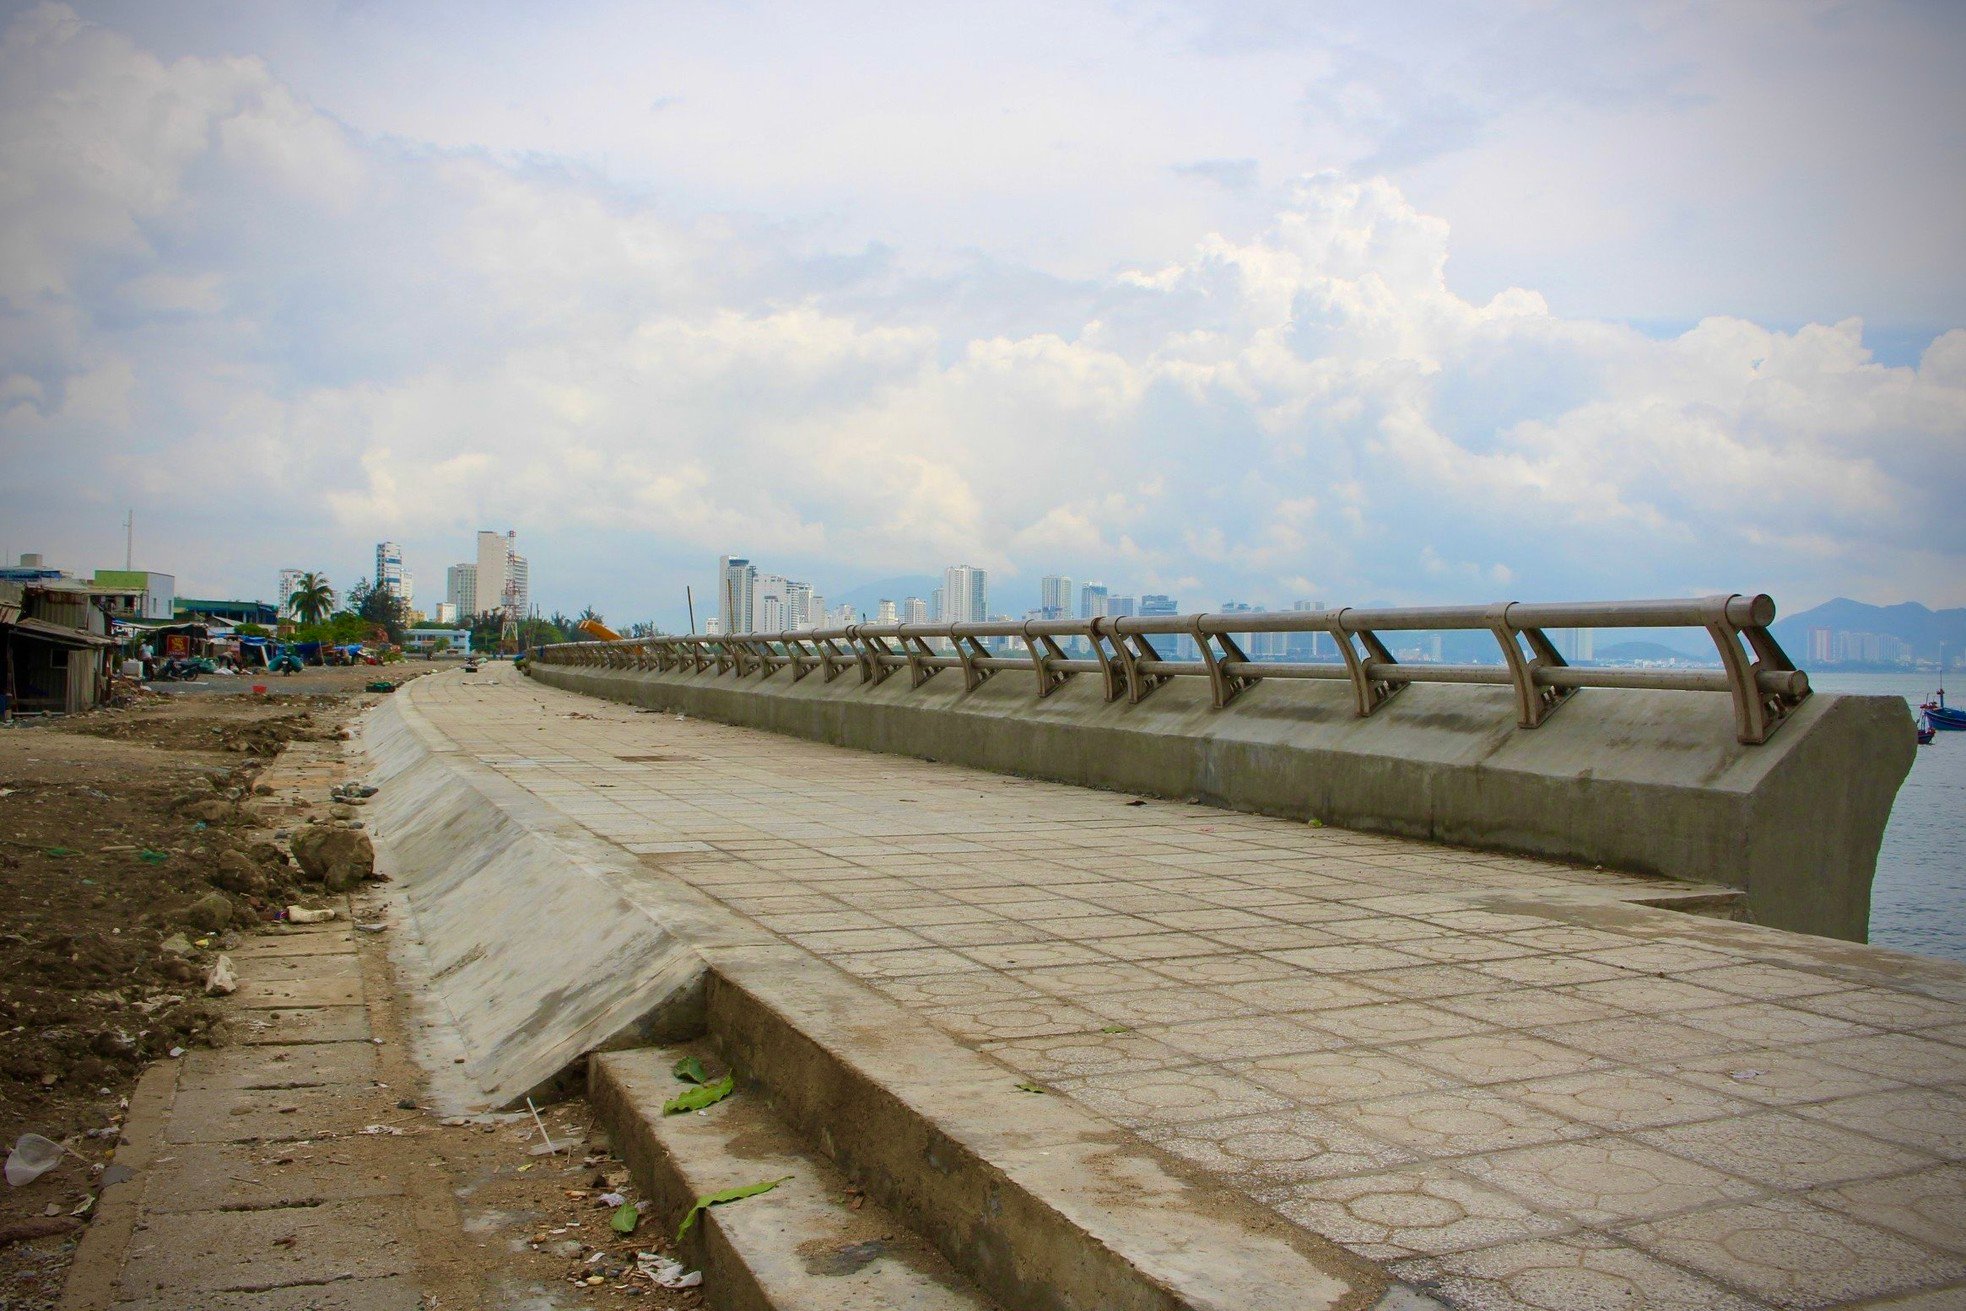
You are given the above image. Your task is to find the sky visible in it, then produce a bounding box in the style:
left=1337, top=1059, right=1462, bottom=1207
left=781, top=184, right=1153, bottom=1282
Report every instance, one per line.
left=1, top=0, right=1962, bottom=629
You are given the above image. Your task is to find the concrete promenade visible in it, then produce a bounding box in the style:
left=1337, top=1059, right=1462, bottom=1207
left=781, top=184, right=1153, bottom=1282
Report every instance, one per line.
left=417, top=669, right=1965, bottom=1309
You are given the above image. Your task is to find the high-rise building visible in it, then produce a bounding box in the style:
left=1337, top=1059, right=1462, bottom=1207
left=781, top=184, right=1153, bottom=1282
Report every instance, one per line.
left=1108, top=595, right=1136, bottom=619
left=277, top=568, right=307, bottom=620
left=930, top=587, right=943, bottom=621
left=903, top=597, right=928, bottom=625
left=433, top=601, right=459, bottom=625
left=1079, top=583, right=1109, bottom=620
left=1287, top=599, right=1327, bottom=660
left=719, top=556, right=757, bottom=633
left=1140, top=594, right=1178, bottom=616
left=474, top=531, right=507, bottom=615
left=1040, top=575, right=1073, bottom=620
left=876, top=599, right=898, bottom=623
left=375, top=541, right=408, bottom=603
left=783, top=581, right=815, bottom=630
left=446, top=564, right=478, bottom=619
left=942, top=566, right=987, bottom=624
left=751, top=573, right=788, bottom=633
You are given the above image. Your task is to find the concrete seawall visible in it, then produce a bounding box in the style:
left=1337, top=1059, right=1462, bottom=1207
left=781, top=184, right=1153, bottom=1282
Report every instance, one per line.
left=527, top=660, right=1914, bottom=942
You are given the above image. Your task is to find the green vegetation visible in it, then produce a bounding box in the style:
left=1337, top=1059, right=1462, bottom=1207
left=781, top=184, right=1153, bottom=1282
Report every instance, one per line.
left=286, top=572, right=334, bottom=626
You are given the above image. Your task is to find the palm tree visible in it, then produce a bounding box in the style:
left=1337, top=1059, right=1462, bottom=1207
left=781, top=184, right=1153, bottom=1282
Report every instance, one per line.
left=288, top=572, right=335, bottom=626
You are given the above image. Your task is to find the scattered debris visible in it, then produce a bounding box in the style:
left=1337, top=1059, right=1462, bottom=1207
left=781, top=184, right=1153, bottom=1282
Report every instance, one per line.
left=663, top=1075, right=734, bottom=1116
left=1015, top=1081, right=1047, bottom=1095
left=635, top=1251, right=703, bottom=1289
left=4, top=1135, right=75, bottom=1188
left=677, top=1176, right=792, bottom=1239
left=204, top=954, right=239, bottom=996
left=610, top=1201, right=639, bottom=1235
left=285, top=905, right=337, bottom=924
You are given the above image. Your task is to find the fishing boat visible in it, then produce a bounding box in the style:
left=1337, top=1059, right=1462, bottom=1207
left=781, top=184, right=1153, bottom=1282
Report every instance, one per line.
left=1918, top=719, right=1937, bottom=745
left=1920, top=681, right=1966, bottom=731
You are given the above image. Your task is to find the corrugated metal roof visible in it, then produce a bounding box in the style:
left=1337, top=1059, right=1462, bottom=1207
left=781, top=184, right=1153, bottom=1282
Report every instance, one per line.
left=3, top=617, right=119, bottom=648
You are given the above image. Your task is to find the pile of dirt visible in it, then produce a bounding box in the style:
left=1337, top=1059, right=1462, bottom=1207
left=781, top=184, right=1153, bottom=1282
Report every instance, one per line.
left=0, top=687, right=379, bottom=1308
left=60, top=708, right=336, bottom=756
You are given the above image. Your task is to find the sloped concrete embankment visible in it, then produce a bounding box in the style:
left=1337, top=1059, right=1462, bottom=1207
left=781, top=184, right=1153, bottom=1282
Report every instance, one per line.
left=528, top=662, right=1912, bottom=943
left=360, top=680, right=1420, bottom=1311
left=362, top=688, right=726, bottom=1108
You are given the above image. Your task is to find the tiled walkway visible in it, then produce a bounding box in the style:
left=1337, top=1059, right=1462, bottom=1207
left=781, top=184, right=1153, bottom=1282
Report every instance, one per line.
left=421, top=671, right=1966, bottom=1310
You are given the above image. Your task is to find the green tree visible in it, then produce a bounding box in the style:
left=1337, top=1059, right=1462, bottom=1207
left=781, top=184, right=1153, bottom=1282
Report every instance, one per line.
left=351, top=579, right=408, bottom=643
left=287, top=572, right=334, bottom=626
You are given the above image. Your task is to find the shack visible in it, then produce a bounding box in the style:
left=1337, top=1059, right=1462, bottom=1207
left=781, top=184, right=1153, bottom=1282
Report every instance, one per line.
left=0, top=582, right=120, bottom=717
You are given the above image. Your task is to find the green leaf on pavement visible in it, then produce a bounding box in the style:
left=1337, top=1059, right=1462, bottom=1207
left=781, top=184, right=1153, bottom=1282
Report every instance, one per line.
left=610, top=1202, right=639, bottom=1234
left=45, top=847, right=76, bottom=858
left=662, top=1074, right=734, bottom=1116
left=672, top=1055, right=708, bottom=1085
left=136, top=849, right=169, bottom=864
left=677, top=1176, right=792, bottom=1240
left=1015, top=1081, right=1047, bottom=1095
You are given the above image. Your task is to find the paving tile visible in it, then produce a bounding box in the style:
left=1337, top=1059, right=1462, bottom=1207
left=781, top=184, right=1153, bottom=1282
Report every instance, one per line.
left=1141, top=952, right=1299, bottom=986
left=1811, top=1034, right=1966, bottom=1087
left=1275, top=1164, right=1567, bottom=1261
left=1323, top=1088, right=1589, bottom=1155
left=926, top=997, right=1107, bottom=1041
left=1269, top=943, right=1432, bottom=974
left=1017, top=960, right=1172, bottom=995
left=834, top=947, right=986, bottom=980
left=982, top=1029, right=1192, bottom=1079
left=1530, top=1016, right=1739, bottom=1064
left=1787, top=989, right=1966, bottom=1032
left=1638, top=1109, right=1935, bottom=1189
left=1677, top=1001, right=1876, bottom=1048
left=1393, top=1230, right=1763, bottom=1311
left=115, top=1197, right=417, bottom=1295
left=872, top=971, right=1041, bottom=1008
left=1139, top=1109, right=1417, bottom=1186
left=1508, top=1068, right=1758, bottom=1131
left=1152, top=1013, right=1344, bottom=1060
left=1472, top=955, right=1633, bottom=988
left=1056, top=1066, right=1292, bottom=1127
left=235, top=1007, right=370, bottom=1045
left=1557, top=976, right=1744, bottom=1015
left=1345, top=965, right=1507, bottom=1001
left=960, top=940, right=1108, bottom=971
left=1078, top=986, right=1260, bottom=1027
left=1806, top=1164, right=1966, bottom=1256
left=1233, top=1049, right=1459, bottom=1105
left=1792, top=1088, right=1966, bottom=1156
left=1213, top=976, right=1395, bottom=1014
left=177, top=1040, right=377, bottom=1091
left=1621, top=1196, right=1966, bottom=1309
left=1666, top=1046, right=1911, bottom=1106
left=1434, top=988, right=1625, bottom=1029
left=1299, top=1002, right=1491, bottom=1046
left=1458, top=1137, right=1763, bottom=1225
left=1402, top=1033, right=1613, bottom=1085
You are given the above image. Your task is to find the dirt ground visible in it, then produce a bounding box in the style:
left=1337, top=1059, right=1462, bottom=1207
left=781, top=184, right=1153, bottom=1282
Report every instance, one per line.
left=0, top=663, right=701, bottom=1309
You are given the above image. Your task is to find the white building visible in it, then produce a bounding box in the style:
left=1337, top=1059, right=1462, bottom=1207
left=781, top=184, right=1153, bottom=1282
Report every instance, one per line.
left=474, top=532, right=507, bottom=615
left=1079, top=583, right=1109, bottom=620
left=718, top=556, right=757, bottom=634
left=876, top=599, right=898, bottom=623
left=375, top=541, right=409, bottom=604
left=1040, top=575, right=1073, bottom=620
left=445, top=564, right=478, bottom=619
left=941, top=565, right=987, bottom=624
left=277, top=568, right=307, bottom=620
left=903, top=597, right=928, bottom=625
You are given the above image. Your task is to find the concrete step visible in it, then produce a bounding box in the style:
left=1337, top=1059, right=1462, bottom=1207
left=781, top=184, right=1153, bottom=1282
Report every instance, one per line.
left=595, top=949, right=1425, bottom=1311
left=596, top=1045, right=1002, bottom=1311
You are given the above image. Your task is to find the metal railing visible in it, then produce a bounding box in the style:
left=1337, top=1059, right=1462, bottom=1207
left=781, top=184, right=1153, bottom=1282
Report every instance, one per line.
left=532, top=594, right=1810, bottom=744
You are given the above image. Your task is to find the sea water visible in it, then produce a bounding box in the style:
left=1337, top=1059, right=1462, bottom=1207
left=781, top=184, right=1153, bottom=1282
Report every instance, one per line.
left=1812, top=672, right=1966, bottom=964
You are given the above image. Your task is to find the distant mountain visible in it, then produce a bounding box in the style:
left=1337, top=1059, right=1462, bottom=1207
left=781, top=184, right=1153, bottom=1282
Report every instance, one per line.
left=830, top=575, right=941, bottom=620
left=1772, top=598, right=1966, bottom=661
left=1594, top=640, right=1706, bottom=664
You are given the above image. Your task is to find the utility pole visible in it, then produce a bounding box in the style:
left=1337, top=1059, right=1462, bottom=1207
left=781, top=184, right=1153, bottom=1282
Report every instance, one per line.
left=124, top=510, right=133, bottom=570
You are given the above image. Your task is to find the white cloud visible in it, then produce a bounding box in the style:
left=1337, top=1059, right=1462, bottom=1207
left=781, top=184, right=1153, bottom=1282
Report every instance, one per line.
left=0, top=5, right=1961, bottom=623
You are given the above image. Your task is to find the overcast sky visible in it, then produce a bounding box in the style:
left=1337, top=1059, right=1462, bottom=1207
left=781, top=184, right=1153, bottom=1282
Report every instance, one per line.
left=2, top=0, right=1962, bottom=627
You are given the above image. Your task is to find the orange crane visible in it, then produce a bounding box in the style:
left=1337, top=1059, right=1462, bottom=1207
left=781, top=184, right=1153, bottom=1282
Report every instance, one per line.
left=575, top=618, right=622, bottom=642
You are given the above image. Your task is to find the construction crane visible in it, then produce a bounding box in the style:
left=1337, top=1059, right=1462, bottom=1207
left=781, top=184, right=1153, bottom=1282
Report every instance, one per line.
left=575, top=618, right=622, bottom=642
left=498, top=530, right=522, bottom=654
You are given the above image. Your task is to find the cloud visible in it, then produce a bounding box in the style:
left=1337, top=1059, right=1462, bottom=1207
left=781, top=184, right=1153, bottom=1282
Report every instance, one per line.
left=0, top=5, right=1961, bottom=625
left=1172, top=158, right=1260, bottom=191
